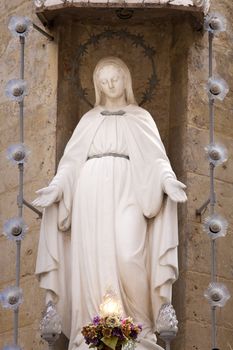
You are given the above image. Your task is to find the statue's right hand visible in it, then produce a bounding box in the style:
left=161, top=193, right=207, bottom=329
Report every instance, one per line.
left=32, top=185, right=61, bottom=208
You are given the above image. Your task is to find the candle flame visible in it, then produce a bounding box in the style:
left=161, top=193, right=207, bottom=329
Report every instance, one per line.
left=99, top=288, right=123, bottom=317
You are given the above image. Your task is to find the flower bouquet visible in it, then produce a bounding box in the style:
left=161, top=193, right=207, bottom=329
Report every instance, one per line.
left=81, top=315, right=142, bottom=350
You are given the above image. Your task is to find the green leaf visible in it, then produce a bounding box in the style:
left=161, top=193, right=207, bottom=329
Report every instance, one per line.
left=101, top=336, right=118, bottom=350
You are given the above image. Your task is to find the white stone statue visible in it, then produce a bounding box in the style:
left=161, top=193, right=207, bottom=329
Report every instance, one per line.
left=33, top=57, right=187, bottom=350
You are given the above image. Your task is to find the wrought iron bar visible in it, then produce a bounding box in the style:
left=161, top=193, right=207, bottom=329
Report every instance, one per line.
left=208, top=30, right=217, bottom=350
left=13, top=34, right=25, bottom=346
left=23, top=199, right=42, bottom=218
left=33, top=23, right=54, bottom=41
left=196, top=198, right=210, bottom=216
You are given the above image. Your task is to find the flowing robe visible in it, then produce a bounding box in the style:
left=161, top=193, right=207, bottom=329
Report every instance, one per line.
left=35, top=104, right=178, bottom=350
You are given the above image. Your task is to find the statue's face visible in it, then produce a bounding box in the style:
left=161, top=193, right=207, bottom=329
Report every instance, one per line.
left=98, top=65, right=125, bottom=100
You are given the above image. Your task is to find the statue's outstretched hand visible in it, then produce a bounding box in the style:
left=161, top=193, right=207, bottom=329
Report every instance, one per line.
left=32, top=185, right=61, bottom=208
left=163, top=178, right=187, bottom=203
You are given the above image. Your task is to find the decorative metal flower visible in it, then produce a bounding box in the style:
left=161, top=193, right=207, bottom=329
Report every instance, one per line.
left=204, top=13, right=227, bottom=35
left=103, top=28, right=115, bottom=40
left=116, top=29, right=129, bottom=40
left=3, top=217, right=28, bottom=241
left=8, top=16, right=32, bottom=37
left=205, top=143, right=228, bottom=167
left=7, top=143, right=30, bottom=165
left=89, top=34, right=99, bottom=46
left=169, top=0, right=193, bottom=5
left=0, top=286, right=23, bottom=310
left=34, top=0, right=46, bottom=6
left=40, top=301, right=62, bottom=338
left=156, top=303, right=178, bottom=334
left=203, top=214, right=228, bottom=240
left=204, top=282, right=230, bottom=307
left=207, top=76, right=229, bottom=101
left=2, top=345, right=22, bottom=350
left=132, top=34, right=145, bottom=47
left=5, top=79, right=27, bottom=102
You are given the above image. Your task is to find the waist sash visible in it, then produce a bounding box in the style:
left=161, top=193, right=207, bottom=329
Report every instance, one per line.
left=87, top=153, right=130, bottom=161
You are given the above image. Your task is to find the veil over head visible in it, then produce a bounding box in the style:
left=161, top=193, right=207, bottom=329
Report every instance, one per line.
left=93, top=57, right=138, bottom=107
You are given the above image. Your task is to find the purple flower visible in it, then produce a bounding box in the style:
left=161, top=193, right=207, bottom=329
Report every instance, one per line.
left=85, top=337, right=91, bottom=345
left=130, top=330, right=138, bottom=340
left=93, top=338, right=100, bottom=346
left=93, top=315, right=100, bottom=325
left=112, top=327, right=124, bottom=340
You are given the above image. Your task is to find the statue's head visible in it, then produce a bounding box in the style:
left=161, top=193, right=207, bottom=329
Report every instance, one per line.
left=93, top=57, right=137, bottom=107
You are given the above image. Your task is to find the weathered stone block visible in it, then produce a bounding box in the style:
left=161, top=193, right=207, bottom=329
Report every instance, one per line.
left=0, top=276, right=44, bottom=335
left=186, top=172, right=233, bottom=223
left=184, top=320, right=233, bottom=350
left=0, top=223, right=41, bottom=286
left=184, top=126, right=233, bottom=184
left=0, top=322, right=45, bottom=350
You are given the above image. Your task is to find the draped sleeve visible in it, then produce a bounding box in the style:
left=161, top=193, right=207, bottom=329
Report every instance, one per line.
left=122, top=106, right=176, bottom=218
left=122, top=106, right=179, bottom=327
left=35, top=108, right=106, bottom=337
left=49, top=109, right=106, bottom=231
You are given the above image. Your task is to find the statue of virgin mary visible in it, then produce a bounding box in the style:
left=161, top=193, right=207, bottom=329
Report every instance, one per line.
left=33, top=57, right=187, bottom=350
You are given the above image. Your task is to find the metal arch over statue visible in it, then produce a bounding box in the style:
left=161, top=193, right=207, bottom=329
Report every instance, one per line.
left=33, top=56, right=187, bottom=350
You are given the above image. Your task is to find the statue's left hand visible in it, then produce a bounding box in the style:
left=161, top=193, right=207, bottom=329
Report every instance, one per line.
left=163, top=178, right=187, bottom=203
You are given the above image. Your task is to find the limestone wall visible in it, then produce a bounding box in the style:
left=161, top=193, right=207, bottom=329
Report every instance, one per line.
left=0, top=1, right=233, bottom=349
left=0, top=2, right=57, bottom=348
left=172, top=3, right=233, bottom=349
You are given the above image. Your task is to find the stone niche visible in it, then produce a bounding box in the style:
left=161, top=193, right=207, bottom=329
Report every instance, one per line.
left=34, top=1, right=209, bottom=349
left=33, top=6, right=209, bottom=166
left=33, top=0, right=211, bottom=165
